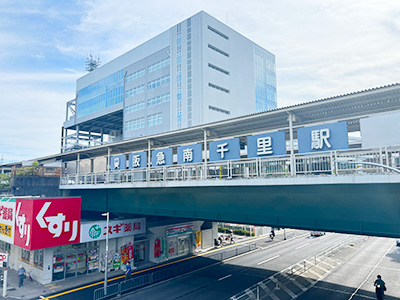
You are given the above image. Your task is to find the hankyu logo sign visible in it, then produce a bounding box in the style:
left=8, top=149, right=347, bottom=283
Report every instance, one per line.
left=14, top=198, right=81, bottom=250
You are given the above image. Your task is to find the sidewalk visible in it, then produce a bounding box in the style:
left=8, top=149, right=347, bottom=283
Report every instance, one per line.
left=0, top=267, right=127, bottom=300
left=0, top=234, right=260, bottom=300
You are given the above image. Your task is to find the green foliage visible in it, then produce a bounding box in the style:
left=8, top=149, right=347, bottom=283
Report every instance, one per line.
left=15, top=161, right=41, bottom=176
left=0, top=173, right=10, bottom=189
left=218, top=226, right=251, bottom=236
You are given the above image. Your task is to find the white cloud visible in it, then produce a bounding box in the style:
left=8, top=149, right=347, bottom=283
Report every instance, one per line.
left=1, top=0, right=400, bottom=163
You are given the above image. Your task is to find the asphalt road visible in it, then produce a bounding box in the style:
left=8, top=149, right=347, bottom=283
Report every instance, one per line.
left=119, top=231, right=383, bottom=300
left=42, top=231, right=400, bottom=300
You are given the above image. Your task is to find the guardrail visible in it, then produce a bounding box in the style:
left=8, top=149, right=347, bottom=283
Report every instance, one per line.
left=62, top=146, right=400, bottom=186
left=93, top=242, right=257, bottom=300
left=229, top=236, right=366, bottom=300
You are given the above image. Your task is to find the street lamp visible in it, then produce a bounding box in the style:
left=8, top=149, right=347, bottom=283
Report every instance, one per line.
left=101, top=212, right=110, bottom=295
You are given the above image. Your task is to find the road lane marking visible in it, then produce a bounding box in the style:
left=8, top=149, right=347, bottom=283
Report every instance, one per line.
left=257, top=255, right=280, bottom=265
left=314, top=286, right=375, bottom=299
left=348, top=240, right=395, bottom=300
left=218, top=274, right=232, bottom=281
left=38, top=231, right=306, bottom=300
left=295, top=243, right=309, bottom=250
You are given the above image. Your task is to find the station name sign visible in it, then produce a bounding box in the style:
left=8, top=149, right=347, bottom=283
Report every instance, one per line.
left=109, top=121, right=349, bottom=170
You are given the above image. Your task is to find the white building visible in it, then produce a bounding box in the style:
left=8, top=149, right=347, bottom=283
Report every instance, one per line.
left=62, top=11, right=277, bottom=151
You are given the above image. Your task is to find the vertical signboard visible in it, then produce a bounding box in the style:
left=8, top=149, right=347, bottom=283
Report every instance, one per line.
left=297, top=121, right=349, bottom=153
left=247, top=131, right=286, bottom=158
left=209, top=138, right=240, bottom=162
left=152, top=148, right=173, bottom=167
left=0, top=202, right=15, bottom=244
left=128, top=151, right=147, bottom=169
left=177, top=143, right=202, bottom=164
left=14, top=197, right=81, bottom=250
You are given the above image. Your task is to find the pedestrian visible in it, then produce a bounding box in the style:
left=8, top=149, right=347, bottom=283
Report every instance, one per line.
left=17, top=265, right=26, bottom=288
left=374, top=275, right=386, bottom=300
left=125, top=262, right=132, bottom=281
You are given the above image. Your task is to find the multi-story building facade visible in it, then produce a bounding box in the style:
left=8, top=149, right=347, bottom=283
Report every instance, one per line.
left=62, top=11, right=277, bottom=151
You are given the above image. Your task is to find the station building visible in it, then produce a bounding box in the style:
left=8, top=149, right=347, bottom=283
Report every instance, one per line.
left=62, top=11, right=277, bottom=152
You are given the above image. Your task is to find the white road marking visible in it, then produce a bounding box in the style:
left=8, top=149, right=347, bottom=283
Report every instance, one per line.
left=315, top=286, right=375, bottom=299
left=218, top=274, right=232, bottom=281
left=257, top=255, right=280, bottom=265
left=295, top=243, right=309, bottom=250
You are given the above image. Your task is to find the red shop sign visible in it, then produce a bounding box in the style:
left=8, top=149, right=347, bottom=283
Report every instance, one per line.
left=14, top=197, right=81, bottom=250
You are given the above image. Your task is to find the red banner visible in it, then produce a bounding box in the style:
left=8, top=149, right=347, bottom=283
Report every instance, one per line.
left=14, top=197, right=81, bottom=250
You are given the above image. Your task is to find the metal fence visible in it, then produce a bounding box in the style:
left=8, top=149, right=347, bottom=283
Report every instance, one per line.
left=61, top=146, right=400, bottom=186
left=93, top=243, right=256, bottom=300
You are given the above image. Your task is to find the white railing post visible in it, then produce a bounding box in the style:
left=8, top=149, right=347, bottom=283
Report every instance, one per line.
left=288, top=113, right=296, bottom=176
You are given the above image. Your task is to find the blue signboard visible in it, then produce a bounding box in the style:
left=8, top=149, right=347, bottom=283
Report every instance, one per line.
left=177, top=143, right=202, bottom=164
left=247, top=131, right=286, bottom=158
left=152, top=148, right=173, bottom=167
left=297, top=121, right=348, bottom=153
left=110, top=155, right=126, bottom=171
left=209, top=138, right=240, bottom=162
left=129, top=151, right=147, bottom=169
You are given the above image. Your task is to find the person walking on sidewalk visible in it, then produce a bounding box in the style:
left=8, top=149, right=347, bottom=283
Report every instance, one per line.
left=18, top=265, right=26, bottom=288
left=374, top=275, right=386, bottom=300
left=125, top=262, right=132, bottom=281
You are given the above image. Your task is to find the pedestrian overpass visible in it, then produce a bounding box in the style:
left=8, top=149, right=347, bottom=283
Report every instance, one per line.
left=37, top=83, right=400, bottom=238
left=60, top=147, right=400, bottom=238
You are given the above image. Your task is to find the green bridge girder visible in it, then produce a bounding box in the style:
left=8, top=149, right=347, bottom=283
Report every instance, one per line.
left=66, top=182, right=400, bottom=238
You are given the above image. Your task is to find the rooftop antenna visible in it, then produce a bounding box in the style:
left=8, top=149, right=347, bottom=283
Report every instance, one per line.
left=85, top=53, right=101, bottom=72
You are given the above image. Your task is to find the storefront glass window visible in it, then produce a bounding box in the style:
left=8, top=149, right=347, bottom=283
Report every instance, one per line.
left=0, top=241, right=10, bottom=252
left=33, top=250, right=43, bottom=269
left=88, top=248, right=99, bottom=273
left=53, top=253, right=65, bottom=281
left=178, top=236, right=190, bottom=256
left=134, top=241, right=146, bottom=264
left=21, top=249, right=30, bottom=263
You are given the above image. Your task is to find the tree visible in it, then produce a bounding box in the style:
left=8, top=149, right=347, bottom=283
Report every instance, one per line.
left=0, top=173, right=10, bottom=189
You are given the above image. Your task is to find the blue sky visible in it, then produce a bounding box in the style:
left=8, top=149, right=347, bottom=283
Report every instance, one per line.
left=1, top=0, right=399, bottom=163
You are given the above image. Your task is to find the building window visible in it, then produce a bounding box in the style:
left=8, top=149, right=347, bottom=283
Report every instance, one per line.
left=209, top=105, right=231, bottom=115
left=208, top=63, right=230, bottom=75
left=77, top=70, right=124, bottom=118
left=126, top=69, right=145, bottom=82
left=207, top=25, right=229, bottom=40
left=125, top=117, right=145, bottom=131
left=126, top=101, right=145, bottom=113
left=33, top=250, right=44, bottom=269
left=147, top=112, right=163, bottom=127
left=208, top=82, right=230, bottom=94
left=21, top=249, right=30, bottom=263
left=148, top=57, right=170, bottom=73
left=147, top=75, right=170, bottom=90
left=126, top=85, right=145, bottom=98
left=208, top=44, right=229, bottom=57
left=148, top=94, right=170, bottom=107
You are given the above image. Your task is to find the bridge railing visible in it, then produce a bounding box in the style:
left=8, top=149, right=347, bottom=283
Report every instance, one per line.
left=61, top=146, right=400, bottom=186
